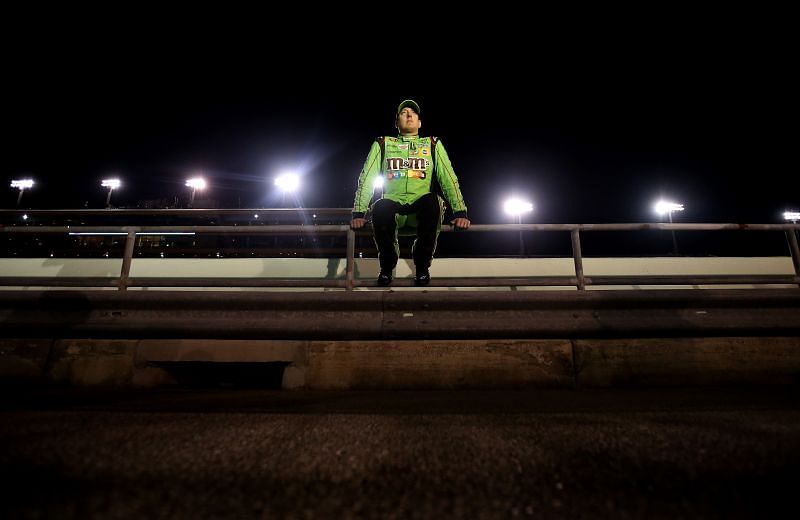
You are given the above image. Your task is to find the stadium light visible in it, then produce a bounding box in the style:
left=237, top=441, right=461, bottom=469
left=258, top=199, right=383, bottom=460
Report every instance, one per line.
left=503, top=197, right=534, bottom=256
left=275, top=172, right=300, bottom=193
left=503, top=198, right=534, bottom=217
left=101, top=178, right=121, bottom=208
left=654, top=199, right=685, bottom=255
left=185, top=177, right=207, bottom=207
left=11, top=179, right=35, bottom=208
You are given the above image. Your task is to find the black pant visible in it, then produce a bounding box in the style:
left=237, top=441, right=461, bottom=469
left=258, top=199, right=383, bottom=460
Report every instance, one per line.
left=371, top=192, right=441, bottom=271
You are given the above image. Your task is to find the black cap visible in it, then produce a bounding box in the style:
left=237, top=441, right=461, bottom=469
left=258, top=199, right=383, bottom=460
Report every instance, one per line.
left=396, top=99, right=421, bottom=116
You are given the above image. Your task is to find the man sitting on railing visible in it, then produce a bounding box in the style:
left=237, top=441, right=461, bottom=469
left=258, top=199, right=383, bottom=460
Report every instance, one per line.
left=351, top=99, right=471, bottom=286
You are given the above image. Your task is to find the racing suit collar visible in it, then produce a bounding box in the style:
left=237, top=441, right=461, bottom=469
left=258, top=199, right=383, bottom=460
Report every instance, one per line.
left=398, top=134, right=420, bottom=141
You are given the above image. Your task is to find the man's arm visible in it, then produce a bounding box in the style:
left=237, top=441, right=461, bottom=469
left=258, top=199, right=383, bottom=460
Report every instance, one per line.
left=435, top=139, right=470, bottom=229
left=351, top=141, right=382, bottom=229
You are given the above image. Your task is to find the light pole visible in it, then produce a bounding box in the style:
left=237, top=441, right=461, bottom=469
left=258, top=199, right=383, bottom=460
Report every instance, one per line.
left=654, top=200, right=684, bottom=255
left=373, top=176, right=384, bottom=199
left=101, top=178, right=121, bottom=208
left=503, top=197, right=534, bottom=256
left=272, top=172, right=301, bottom=250
left=185, top=177, right=206, bottom=208
left=11, top=179, right=34, bottom=208
left=785, top=211, right=800, bottom=255
left=274, top=172, right=300, bottom=207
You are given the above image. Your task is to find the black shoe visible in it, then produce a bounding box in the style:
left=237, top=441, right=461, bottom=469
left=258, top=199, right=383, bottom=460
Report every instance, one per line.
left=377, top=270, right=393, bottom=286
left=414, top=268, right=431, bottom=286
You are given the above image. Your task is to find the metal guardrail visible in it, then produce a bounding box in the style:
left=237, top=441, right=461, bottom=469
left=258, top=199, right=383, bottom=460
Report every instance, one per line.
left=1, top=212, right=799, bottom=290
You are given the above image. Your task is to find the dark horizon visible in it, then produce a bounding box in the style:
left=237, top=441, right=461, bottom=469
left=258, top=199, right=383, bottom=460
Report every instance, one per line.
left=5, top=29, right=796, bottom=227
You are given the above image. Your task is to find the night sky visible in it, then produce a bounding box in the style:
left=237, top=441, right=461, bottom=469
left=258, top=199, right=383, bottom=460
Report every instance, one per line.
left=5, top=24, right=796, bottom=229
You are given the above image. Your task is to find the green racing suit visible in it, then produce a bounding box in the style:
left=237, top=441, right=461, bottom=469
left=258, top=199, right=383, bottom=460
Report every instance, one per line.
left=352, top=135, right=468, bottom=220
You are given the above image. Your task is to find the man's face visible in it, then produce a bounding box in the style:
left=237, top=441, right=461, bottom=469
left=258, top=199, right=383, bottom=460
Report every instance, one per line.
left=396, top=107, right=421, bottom=135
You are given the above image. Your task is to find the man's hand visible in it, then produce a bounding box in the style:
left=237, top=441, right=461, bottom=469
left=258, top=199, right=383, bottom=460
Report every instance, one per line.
left=351, top=218, right=367, bottom=230
left=451, top=217, right=471, bottom=230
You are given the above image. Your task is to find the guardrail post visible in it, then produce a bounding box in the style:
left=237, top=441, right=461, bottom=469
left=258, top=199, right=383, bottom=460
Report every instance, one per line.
left=571, top=228, right=586, bottom=291
left=786, top=228, right=800, bottom=287
left=346, top=228, right=356, bottom=291
left=118, top=228, right=137, bottom=291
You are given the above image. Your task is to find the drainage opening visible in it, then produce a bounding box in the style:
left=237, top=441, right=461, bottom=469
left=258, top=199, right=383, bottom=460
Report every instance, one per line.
left=152, top=362, right=290, bottom=388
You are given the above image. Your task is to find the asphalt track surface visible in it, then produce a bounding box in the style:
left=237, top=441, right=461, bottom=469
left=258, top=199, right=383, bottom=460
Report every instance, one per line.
left=1, top=387, right=798, bottom=519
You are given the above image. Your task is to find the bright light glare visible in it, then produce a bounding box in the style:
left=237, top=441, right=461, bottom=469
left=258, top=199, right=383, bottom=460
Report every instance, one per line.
left=69, top=232, right=127, bottom=236
left=784, top=211, right=800, bottom=221
left=101, top=179, right=121, bottom=189
left=654, top=200, right=684, bottom=215
left=68, top=232, right=196, bottom=236
left=185, top=178, right=207, bottom=190
left=373, top=176, right=384, bottom=190
left=503, top=198, right=534, bottom=216
left=11, top=179, right=34, bottom=189
left=275, top=173, right=300, bottom=192
left=137, top=233, right=197, bottom=236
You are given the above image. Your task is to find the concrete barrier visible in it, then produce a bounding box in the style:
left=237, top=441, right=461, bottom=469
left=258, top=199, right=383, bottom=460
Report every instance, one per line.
left=0, top=339, right=52, bottom=383
left=2, top=289, right=799, bottom=340
left=573, top=337, right=800, bottom=386
left=1, top=289, right=798, bottom=388
left=47, top=339, right=138, bottom=387
left=303, top=340, right=574, bottom=389
left=2, top=336, right=798, bottom=389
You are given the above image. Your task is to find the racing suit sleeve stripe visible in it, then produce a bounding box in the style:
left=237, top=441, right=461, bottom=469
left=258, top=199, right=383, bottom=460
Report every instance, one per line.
left=435, top=140, right=467, bottom=214
left=353, top=141, right=382, bottom=214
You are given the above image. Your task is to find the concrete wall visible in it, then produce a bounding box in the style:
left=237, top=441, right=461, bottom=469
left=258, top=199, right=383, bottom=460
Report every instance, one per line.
left=573, top=337, right=800, bottom=386
left=0, top=256, right=795, bottom=291
left=2, top=337, right=798, bottom=389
